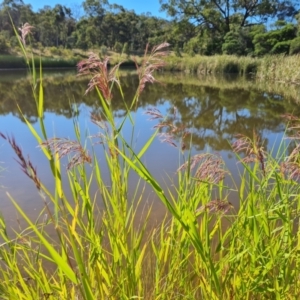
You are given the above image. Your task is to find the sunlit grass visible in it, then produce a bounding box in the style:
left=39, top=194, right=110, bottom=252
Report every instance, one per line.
left=165, top=53, right=300, bottom=85
left=0, top=25, right=300, bottom=299
left=256, top=54, right=300, bottom=84
left=4, top=44, right=300, bottom=87
left=165, top=53, right=259, bottom=74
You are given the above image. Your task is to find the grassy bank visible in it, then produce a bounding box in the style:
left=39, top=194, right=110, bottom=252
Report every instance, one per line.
left=3, top=49, right=300, bottom=86
left=256, top=54, right=300, bottom=84
left=165, top=53, right=300, bottom=84
left=0, top=54, right=79, bottom=69
left=1, top=42, right=300, bottom=299
left=165, top=54, right=259, bottom=74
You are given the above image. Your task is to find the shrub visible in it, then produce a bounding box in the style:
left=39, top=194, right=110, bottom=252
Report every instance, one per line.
left=99, top=45, right=108, bottom=57
left=174, top=44, right=182, bottom=57
left=183, top=40, right=196, bottom=57
left=222, top=30, right=249, bottom=56
left=66, top=36, right=76, bottom=49
left=49, top=46, right=61, bottom=55
left=122, top=42, right=130, bottom=57
left=289, top=37, right=300, bottom=54
left=0, top=35, right=9, bottom=54
left=271, top=41, right=291, bottom=54
left=114, top=41, right=123, bottom=54
left=9, top=36, right=19, bottom=48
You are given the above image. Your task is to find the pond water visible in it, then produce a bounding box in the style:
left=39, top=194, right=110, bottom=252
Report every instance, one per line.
left=0, top=69, right=299, bottom=229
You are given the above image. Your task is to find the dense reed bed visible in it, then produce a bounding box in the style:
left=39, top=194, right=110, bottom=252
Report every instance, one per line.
left=165, top=54, right=259, bottom=75
left=3, top=48, right=300, bottom=86
left=1, top=26, right=300, bottom=299
left=165, top=54, right=300, bottom=85
left=256, top=54, right=300, bottom=84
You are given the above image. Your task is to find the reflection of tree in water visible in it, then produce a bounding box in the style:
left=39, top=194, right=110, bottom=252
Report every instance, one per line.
left=148, top=83, right=290, bottom=151
left=0, top=73, right=299, bottom=152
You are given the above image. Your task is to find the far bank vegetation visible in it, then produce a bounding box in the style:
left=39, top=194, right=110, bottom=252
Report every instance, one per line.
left=1, top=0, right=300, bottom=84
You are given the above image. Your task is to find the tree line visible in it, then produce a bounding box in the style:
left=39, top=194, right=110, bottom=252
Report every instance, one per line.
left=0, top=0, right=300, bottom=56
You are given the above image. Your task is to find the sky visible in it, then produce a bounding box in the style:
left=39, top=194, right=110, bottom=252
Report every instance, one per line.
left=24, top=0, right=167, bottom=18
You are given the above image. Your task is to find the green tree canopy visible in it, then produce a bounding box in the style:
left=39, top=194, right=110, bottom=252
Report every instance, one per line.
left=160, top=0, right=298, bottom=35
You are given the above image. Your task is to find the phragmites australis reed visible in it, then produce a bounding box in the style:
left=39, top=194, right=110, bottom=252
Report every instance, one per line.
left=40, top=43, right=170, bottom=170
left=77, top=54, right=122, bottom=102
left=178, top=153, right=227, bottom=184
left=0, top=132, right=40, bottom=190
left=134, top=42, right=170, bottom=97
left=76, top=42, right=170, bottom=103
left=18, top=22, right=34, bottom=46
left=232, top=131, right=266, bottom=176
left=197, top=199, right=234, bottom=215
left=40, top=138, right=92, bottom=170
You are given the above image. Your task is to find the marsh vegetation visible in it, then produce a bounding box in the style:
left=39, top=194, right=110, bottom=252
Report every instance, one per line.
left=1, top=23, right=300, bottom=299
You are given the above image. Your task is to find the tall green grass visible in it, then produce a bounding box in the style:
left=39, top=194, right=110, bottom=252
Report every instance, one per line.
left=1, top=29, right=300, bottom=299
left=165, top=54, right=259, bottom=74
left=165, top=53, right=300, bottom=84
left=3, top=48, right=300, bottom=87
left=256, top=54, right=300, bottom=84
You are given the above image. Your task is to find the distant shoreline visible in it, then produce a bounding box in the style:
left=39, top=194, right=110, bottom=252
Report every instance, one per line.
left=0, top=54, right=138, bottom=70
left=2, top=53, right=300, bottom=86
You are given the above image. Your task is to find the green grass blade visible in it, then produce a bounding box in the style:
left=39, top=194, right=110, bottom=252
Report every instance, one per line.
left=7, top=193, right=78, bottom=284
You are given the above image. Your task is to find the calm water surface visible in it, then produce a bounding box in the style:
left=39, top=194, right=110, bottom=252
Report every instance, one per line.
left=0, top=70, right=299, bottom=229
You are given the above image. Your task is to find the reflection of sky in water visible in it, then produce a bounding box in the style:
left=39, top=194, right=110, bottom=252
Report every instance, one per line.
left=0, top=72, right=294, bottom=229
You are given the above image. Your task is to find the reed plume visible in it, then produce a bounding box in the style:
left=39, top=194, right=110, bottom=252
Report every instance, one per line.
left=0, top=132, right=40, bottom=190
left=197, top=199, right=233, bottom=214
left=178, top=153, right=227, bottom=184
left=18, top=23, right=34, bottom=46
left=77, top=54, right=122, bottom=103
left=40, top=138, right=91, bottom=170
left=232, top=131, right=266, bottom=176
left=135, top=42, right=170, bottom=97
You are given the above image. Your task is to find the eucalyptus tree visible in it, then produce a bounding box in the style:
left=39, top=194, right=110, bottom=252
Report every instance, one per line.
left=160, top=0, right=298, bottom=55
left=80, top=0, right=109, bottom=46
left=0, top=0, right=35, bottom=35
left=160, top=0, right=298, bottom=34
left=52, top=4, right=73, bottom=47
left=35, top=4, right=75, bottom=47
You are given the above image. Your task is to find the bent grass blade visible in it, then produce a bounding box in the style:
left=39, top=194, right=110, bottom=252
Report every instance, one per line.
left=6, top=193, right=78, bottom=285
